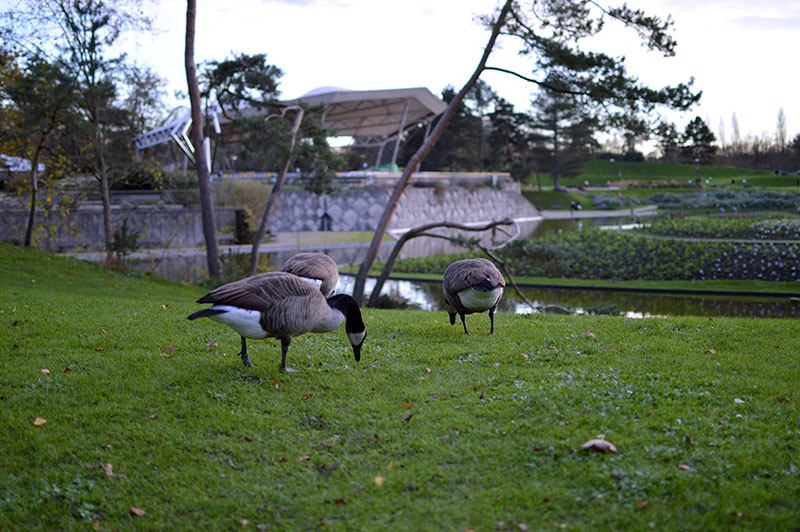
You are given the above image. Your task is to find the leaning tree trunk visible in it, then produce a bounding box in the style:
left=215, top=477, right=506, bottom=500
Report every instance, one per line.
left=23, top=143, right=44, bottom=247
left=248, top=106, right=304, bottom=276
left=185, top=0, right=221, bottom=280
left=351, top=0, right=513, bottom=305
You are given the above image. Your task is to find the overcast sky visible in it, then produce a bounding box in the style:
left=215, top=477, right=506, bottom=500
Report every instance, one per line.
left=112, top=0, right=799, bottom=146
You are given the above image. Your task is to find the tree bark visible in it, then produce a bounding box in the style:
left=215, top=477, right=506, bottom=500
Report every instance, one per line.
left=351, top=0, right=513, bottom=305
left=248, top=107, right=304, bottom=276
left=23, top=143, right=44, bottom=248
left=185, top=0, right=221, bottom=280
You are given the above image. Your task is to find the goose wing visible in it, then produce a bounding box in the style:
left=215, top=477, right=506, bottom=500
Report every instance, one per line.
left=444, top=258, right=505, bottom=294
left=197, top=272, right=319, bottom=311
left=282, top=253, right=339, bottom=296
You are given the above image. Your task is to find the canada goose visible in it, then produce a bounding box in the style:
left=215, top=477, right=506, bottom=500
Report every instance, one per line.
left=281, top=252, right=339, bottom=297
left=442, top=258, right=505, bottom=334
left=187, top=272, right=365, bottom=372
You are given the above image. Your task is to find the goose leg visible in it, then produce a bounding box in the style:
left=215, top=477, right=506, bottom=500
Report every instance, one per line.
left=279, top=337, right=297, bottom=373
left=489, top=309, right=496, bottom=334
left=239, top=336, right=257, bottom=368
left=459, top=312, right=470, bottom=335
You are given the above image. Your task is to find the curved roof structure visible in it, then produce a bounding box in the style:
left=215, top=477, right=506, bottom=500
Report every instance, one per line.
left=289, top=86, right=447, bottom=138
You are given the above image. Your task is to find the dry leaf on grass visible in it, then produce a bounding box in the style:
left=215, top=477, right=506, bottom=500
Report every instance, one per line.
left=581, top=438, right=617, bottom=453
left=373, top=476, right=384, bottom=486
left=41, top=368, right=51, bottom=375
left=164, top=344, right=178, bottom=351
left=585, top=331, right=596, bottom=339
left=130, top=507, right=146, bottom=517
left=33, top=417, right=47, bottom=426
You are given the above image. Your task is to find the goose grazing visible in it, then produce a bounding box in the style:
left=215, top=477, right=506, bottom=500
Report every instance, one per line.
left=187, top=271, right=365, bottom=372
left=442, top=258, right=505, bottom=335
left=281, top=252, right=339, bottom=297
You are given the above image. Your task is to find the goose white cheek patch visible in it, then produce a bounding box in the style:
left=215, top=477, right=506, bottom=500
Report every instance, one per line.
left=348, top=330, right=366, bottom=347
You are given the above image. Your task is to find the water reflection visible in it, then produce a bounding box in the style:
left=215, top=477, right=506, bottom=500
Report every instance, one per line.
left=338, top=275, right=799, bottom=319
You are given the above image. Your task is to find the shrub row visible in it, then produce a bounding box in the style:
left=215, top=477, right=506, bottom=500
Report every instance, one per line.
left=498, top=230, right=800, bottom=282
left=389, top=230, right=800, bottom=282
left=641, top=217, right=800, bottom=241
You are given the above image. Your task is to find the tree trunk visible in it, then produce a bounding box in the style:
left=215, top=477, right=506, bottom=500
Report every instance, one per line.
left=23, top=144, right=44, bottom=247
left=248, top=107, right=304, bottom=276
left=351, top=0, right=513, bottom=305
left=185, top=0, right=221, bottom=280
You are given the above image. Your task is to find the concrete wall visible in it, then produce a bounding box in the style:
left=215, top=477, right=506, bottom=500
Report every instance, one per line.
left=268, top=182, right=538, bottom=233
left=0, top=183, right=537, bottom=252
left=0, top=204, right=237, bottom=252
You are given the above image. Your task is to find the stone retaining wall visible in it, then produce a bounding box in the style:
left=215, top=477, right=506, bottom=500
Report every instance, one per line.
left=0, top=183, right=537, bottom=251
left=268, top=182, right=538, bottom=233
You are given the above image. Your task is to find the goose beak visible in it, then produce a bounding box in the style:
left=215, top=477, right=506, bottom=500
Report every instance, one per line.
left=352, top=343, right=361, bottom=362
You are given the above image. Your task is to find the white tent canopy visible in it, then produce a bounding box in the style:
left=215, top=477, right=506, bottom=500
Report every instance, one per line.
left=289, top=86, right=447, bottom=169
left=134, top=86, right=447, bottom=171
left=289, top=86, right=447, bottom=138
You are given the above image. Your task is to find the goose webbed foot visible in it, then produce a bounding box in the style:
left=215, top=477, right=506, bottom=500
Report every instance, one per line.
left=239, top=337, right=257, bottom=368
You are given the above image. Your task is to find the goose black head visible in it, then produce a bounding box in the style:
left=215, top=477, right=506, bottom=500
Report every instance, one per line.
left=327, top=294, right=366, bottom=362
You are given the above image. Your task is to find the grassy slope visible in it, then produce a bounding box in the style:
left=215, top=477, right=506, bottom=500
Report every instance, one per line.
left=2, top=243, right=799, bottom=531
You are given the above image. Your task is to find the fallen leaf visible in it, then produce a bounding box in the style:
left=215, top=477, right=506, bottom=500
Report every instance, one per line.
left=164, top=344, right=178, bottom=351
left=161, top=304, right=167, bottom=310
left=492, top=362, right=500, bottom=367
left=519, top=524, right=529, bottom=531
left=94, top=347, right=103, bottom=351
left=240, top=518, right=249, bottom=528
left=277, top=457, right=287, bottom=462
left=256, top=524, right=268, bottom=531
left=402, top=403, right=414, bottom=408
left=33, top=417, right=47, bottom=426
left=206, top=342, right=218, bottom=350
left=678, top=463, right=692, bottom=471
left=521, top=353, right=529, bottom=359
left=64, top=365, right=73, bottom=373
left=777, top=397, right=791, bottom=403
left=297, top=455, right=311, bottom=461
left=130, top=507, right=146, bottom=517
left=334, top=497, right=346, bottom=504
left=92, top=519, right=101, bottom=530
left=708, top=349, right=716, bottom=354
left=102, top=463, right=113, bottom=477
left=101, top=329, right=107, bottom=334
left=585, top=331, right=596, bottom=339
left=404, top=414, right=414, bottom=423
left=734, top=398, right=745, bottom=404
left=41, top=368, right=51, bottom=375
left=425, top=367, right=431, bottom=373
left=149, top=413, right=157, bottom=419
left=634, top=499, right=650, bottom=509
left=373, top=476, right=384, bottom=486
left=581, top=438, right=617, bottom=453
left=302, top=393, right=313, bottom=400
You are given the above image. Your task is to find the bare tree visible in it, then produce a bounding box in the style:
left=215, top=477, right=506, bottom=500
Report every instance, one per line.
left=248, top=106, right=304, bottom=276
left=185, top=0, right=221, bottom=280
left=351, top=0, right=514, bottom=305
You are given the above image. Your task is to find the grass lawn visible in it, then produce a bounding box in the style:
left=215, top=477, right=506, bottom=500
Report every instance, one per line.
left=2, top=242, right=799, bottom=531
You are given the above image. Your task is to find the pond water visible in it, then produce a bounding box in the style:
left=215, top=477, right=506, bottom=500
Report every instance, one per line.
left=337, top=275, right=800, bottom=319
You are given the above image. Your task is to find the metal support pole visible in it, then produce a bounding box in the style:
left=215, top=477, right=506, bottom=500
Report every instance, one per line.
left=390, top=98, right=410, bottom=170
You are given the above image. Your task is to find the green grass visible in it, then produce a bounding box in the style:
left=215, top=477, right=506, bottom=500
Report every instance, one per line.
left=2, top=242, right=800, bottom=531
left=524, top=160, right=779, bottom=191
